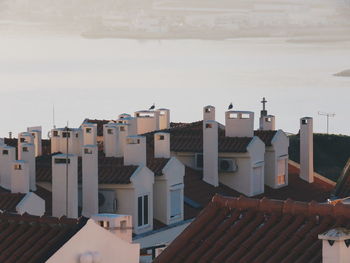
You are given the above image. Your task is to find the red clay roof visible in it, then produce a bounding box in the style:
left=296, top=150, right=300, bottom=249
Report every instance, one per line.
left=182, top=164, right=334, bottom=220
left=36, top=154, right=138, bottom=184
left=155, top=195, right=350, bottom=263
left=0, top=193, right=25, bottom=213
left=0, top=213, right=86, bottom=263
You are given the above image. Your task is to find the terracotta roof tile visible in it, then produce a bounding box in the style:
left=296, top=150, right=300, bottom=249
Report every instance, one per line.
left=0, top=193, right=25, bottom=213
left=36, top=154, right=138, bottom=184
left=147, top=158, right=169, bottom=176
left=155, top=195, right=350, bottom=263
left=0, top=213, right=86, bottom=263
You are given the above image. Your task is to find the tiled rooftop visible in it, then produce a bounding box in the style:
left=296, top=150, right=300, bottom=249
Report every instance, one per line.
left=155, top=195, right=350, bottom=263
left=0, top=213, right=86, bottom=263
left=0, top=192, right=25, bottom=213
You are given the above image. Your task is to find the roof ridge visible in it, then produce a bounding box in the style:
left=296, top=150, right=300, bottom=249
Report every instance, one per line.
left=0, top=212, right=81, bottom=225
left=212, top=194, right=350, bottom=219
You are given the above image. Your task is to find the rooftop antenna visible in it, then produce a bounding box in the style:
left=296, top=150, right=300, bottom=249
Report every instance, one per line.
left=318, top=111, right=335, bottom=134
left=53, top=104, right=56, bottom=129
left=65, top=121, right=69, bottom=217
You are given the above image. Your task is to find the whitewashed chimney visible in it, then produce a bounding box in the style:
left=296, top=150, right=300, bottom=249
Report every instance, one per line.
left=11, top=160, right=30, bottom=194
left=27, top=126, right=42, bottom=156
left=118, top=114, right=138, bottom=136
left=319, top=228, right=350, bottom=263
left=103, top=123, right=117, bottom=157
left=0, top=145, right=16, bottom=190
left=134, top=110, right=160, bottom=134
left=18, top=142, right=36, bottom=191
left=18, top=132, right=34, bottom=144
left=203, top=120, right=219, bottom=187
left=82, top=145, right=98, bottom=218
left=52, top=154, right=78, bottom=218
left=300, top=117, right=314, bottom=183
left=82, top=123, right=97, bottom=146
left=50, top=128, right=61, bottom=153
left=225, top=111, right=254, bottom=137
left=154, top=132, right=170, bottom=158
left=58, top=128, right=82, bottom=156
left=203, top=105, right=215, bottom=121
left=157, top=108, right=170, bottom=130
left=91, top=214, right=133, bottom=243
left=260, top=115, right=276, bottom=131
left=124, top=135, right=146, bottom=166
left=116, top=124, right=128, bottom=157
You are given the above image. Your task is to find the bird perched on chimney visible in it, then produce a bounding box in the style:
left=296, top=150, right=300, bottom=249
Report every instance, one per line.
left=228, top=102, right=233, bottom=110
left=149, top=103, right=155, bottom=110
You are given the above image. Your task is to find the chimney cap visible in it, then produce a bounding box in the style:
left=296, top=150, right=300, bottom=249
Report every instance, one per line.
left=226, top=110, right=254, bottom=114
left=13, top=160, right=26, bottom=164
left=53, top=153, right=76, bottom=158
left=319, top=227, right=350, bottom=241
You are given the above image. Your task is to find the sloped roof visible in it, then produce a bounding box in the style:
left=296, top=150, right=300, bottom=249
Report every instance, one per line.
left=147, top=158, right=170, bottom=176
left=0, top=213, right=86, bottom=263
left=254, top=130, right=278, bottom=146
left=334, top=158, right=350, bottom=198
left=0, top=192, right=25, bottom=213
left=155, top=195, right=350, bottom=263
left=36, top=154, right=138, bottom=184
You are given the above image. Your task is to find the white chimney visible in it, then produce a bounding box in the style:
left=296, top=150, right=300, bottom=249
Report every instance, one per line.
left=157, top=108, right=170, bottom=130
left=154, top=132, right=170, bottom=158
left=118, top=114, right=138, bottom=136
left=116, top=124, right=128, bottom=157
left=27, top=126, right=42, bottom=157
left=91, top=214, right=133, bottom=243
left=203, top=105, right=215, bottom=121
left=124, top=135, right=146, bottom=166
left=52, top=153, right=78, bottom=218
left=225, top=111, right=254, bottom=137
left=0, top=145, right=16, bottom=190
left=59, top=128, right=82, bottom=156
left=300, top=117, right=314, bottom=183
left=203, top=120, right=219, bottom=187
left=51, top=128, right=61, bottom=153
left=82, top=145, right=98, bottom=218
left=82, top=123, right=97, bottom=146
left=18, top=132, right=34, bottom=144
left=11, top=160, right=30, bottom=194
left=103, top=123, right=118, bottom=157
left=18, top=142, right=36, bottom=191
left=260, top=115, right=276, bottom=131
left=134, top=110, right=160, bottom=134
left=319, top=228, right=350, bottom=263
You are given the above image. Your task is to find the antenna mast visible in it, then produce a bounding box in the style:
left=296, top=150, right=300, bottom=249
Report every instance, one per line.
left=318, top=111, right=335, bottom=134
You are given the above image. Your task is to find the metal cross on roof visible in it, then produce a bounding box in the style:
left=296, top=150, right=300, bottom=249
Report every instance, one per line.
left=261, top=97, right=267, bottom=111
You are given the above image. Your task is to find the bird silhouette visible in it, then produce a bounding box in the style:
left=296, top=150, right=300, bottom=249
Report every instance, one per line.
left=149, top=103, right=155, bottom=110
left=228, top=102, right=233, bottom=110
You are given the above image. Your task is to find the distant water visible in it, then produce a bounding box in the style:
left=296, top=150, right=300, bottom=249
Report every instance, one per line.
left=0, top=35, right=349, bottom=137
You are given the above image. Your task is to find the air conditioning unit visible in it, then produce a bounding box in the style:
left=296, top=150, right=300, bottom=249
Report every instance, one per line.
left=99, top=189, right=117, bottom=213
left=218, top=158, right=238, bottom=172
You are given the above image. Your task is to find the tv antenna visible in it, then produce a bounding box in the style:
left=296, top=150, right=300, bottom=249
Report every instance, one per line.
left=318, top=111, right=335, bottom=134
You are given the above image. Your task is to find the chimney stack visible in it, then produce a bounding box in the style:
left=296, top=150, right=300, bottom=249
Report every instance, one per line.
left=154, top=132, right=170, bottom=158
left=18, top=142, right=36, bottom=191
left=203, top=105, right=215, bottom=122
left=203, top=120, right=219, bottom=187
left=134, top=110, right=160, bottom=134
left=124, top=135, right=146, bottom=166
left=0, top=145, right=16, bottom=190
left=157, top=109, right=170, bottom=130
left=260, top=115, right=276, bottom=131
left=18, top=132, right=34, bottom=144
left=319, top=228, right=350, bottom=263
left=300, top=117, right=314, bottom=183
left=103, top=123, right=128, bottom=157
left=118, top=114, right=138, bottom=136
left=225, top=111, right=254, bottom=137
left=82, top=123, right=97, bottom=146
left=52, top=154, right=78, bottom=218
left=11, top=161, right=30, bottom=194
left=27, top=127, right=42, bottom=157
left=82, top=145, right=99, bottom=218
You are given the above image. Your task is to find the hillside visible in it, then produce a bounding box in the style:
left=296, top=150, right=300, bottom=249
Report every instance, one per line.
left=289, top=133, right=350, bottom=182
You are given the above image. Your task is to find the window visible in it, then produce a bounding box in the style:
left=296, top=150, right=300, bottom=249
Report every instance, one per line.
left=107, top=129, right=113, bottom=135
left=205, top=108, right=211, bottom=113
left=170, top=189, right=181, bottom=218
left=23, top=147, right=28, bottom=152
left=31, top=133, right=36, bottom=138
left=62, top=132, right=70, bottom=138
left=241, top=113, right=250, bottom=119
left=53, top=131, right=59, bottom=137
left=229, top=113, right=238, bottom=119
left=205, top=123, right=212, bottom=128
left=138, top=195, right=149, bottom=227
left=55, top=158, right=70, bottom=164
left=86, top=128, right=91, bottom=133
left=158, top=135, right=165, bottom=140
left=14, top=164, right=22, bottom=170
left=277, top=159, right=286, bottom=185
left=120, top=126, right=125, bottom=132
left=84, top=148, right=92, bottom=154
left=2, top=150, right=8, bottom=155
left=20, top=138, right=25, bottom=142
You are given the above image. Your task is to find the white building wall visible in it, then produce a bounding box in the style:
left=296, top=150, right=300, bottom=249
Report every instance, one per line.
left=124, top=136, right=147, bottom=166
left=300, top=117, right=314, bottom=183
left=11, top=161, right=30, bottom=194
left=157, top=109, right=170, bottom=130
left=16, top=192, right=45, bottom=216
left=82, top=123, right=97, bottom=146
left=82, top=145, right=99, bottom=218
left=27, top=126, right=42, bottom=157
left=203, top=120, right=219, bottom=187
left=103, top=124, right=118, bottom=157
left=154, top=132, right=170, bottom=158
left=52, top=154, right=78, bottom=218
left=18, top=142, right=36, bottom=191
left=225, top=111, right=254, bottom=137
left=46, top=220, right=140, bottom=263
left=0, top=145, right=16, bottom=190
